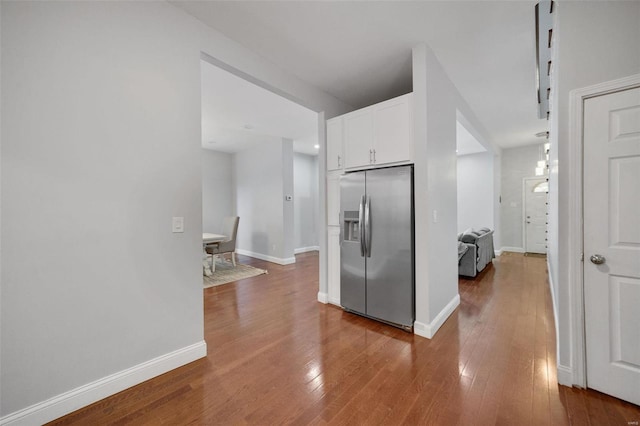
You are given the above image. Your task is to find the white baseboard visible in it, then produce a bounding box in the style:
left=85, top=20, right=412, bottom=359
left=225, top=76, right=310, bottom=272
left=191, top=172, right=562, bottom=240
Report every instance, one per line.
left=328, top=296, right=340, bottom=306
left=547, top=258, right=561, bottom=374
left=236, top=249, right=296, bottom=265
left=500, top=246, right=525, bottom=253
left=317, top=291, right=328, bottom=304
left=495, top=248, right=503, bottom=256
left=414, top=294, right=460, bottom=339
left=294, top=246, right=319, bottom=254
left=0, top=341, right=207, bottom=426
left=557, top=364, right=573, bottom=386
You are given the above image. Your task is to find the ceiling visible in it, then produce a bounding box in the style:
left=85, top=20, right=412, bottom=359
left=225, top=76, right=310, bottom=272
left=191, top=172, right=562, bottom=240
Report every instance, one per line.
left=201, top=60, right=318, bottom=155
left=174, top=1, right=548, bottom=151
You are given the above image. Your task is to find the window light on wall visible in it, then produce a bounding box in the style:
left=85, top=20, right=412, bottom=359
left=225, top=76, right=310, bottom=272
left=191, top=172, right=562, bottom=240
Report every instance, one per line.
left=533, top=181, right=549, bottom=193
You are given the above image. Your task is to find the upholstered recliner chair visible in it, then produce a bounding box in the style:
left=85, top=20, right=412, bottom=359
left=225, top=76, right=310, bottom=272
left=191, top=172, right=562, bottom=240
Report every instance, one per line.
left=458, top=227, right=495, bottom=278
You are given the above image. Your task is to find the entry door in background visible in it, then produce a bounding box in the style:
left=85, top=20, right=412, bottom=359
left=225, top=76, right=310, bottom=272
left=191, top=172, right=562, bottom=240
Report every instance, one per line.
left=524, top=177, right=548, bottom=254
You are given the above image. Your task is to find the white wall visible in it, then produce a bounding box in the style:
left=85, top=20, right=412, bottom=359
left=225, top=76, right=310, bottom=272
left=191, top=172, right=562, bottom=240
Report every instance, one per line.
left=493, top=152, right=502, bottom=250
left=500, top=144, right=544, bottom=250
left=457, top=152, right=494, bottom=233
left=0, top=4, right=3, bottom=413
left=293, top=153, right=319, bottom=251
left=234, top=138, right=295, bottom=263
left=202, top=149, right=234, bottom=232
left=412, top=44, right=498, bottom=338
left=0, top=1, right=350, bottom=422
left=550, top=1, right=640, bottom=382
left=455, top=111, right=501, bottom=249
left=282, top=139, right=295, bottom=260
left=1, top=1, right=206, bottom=418
left=205, top=147, right=315, bottom=260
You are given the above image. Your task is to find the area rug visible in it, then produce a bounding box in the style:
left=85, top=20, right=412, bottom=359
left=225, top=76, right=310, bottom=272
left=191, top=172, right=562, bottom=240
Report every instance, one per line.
left=203, top=259, right=267, bottom=289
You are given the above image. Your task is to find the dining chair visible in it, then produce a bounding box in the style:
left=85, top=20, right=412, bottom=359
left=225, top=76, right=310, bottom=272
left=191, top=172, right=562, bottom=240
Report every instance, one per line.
left=206, top=216, right=240, bottom=268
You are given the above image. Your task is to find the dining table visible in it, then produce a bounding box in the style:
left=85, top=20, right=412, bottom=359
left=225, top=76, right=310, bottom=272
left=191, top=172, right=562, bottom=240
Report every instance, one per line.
left=202, top=233, right=227, bottom=275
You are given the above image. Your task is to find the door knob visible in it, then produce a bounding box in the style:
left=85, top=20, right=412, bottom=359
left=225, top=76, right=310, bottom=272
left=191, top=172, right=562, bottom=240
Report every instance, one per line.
left=590, top=254, right=606, bottom=265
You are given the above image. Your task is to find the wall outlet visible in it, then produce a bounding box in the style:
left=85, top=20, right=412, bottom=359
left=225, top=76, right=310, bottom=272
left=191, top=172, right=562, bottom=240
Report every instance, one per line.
left=172, top=217, right=184, bottom=233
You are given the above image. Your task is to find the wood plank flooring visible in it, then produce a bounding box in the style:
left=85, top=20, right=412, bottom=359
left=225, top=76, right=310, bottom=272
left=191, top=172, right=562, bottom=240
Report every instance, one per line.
left=50, top=252, right=640, bottom=425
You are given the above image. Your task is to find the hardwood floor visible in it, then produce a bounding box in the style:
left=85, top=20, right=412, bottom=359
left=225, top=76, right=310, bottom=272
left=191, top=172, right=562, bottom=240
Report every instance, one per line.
left=50, top=252, right=640, bottom=425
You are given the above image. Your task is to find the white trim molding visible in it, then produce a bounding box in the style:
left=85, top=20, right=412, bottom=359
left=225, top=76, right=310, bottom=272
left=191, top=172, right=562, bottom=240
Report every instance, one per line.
left=567, top=73, right=640, bottom=388
left=414, top=294, right=460, bottom=339
left=547, top=257, right=560, bottom=370
left=557, top=364, right=573, bottom=387
left=0, top=341, right=207, bottom=426
left=499, top=246, right=525, bottom=254
left=294, top=246, right=320, bottom=254
left=236, top=249, right=296, bottom=265
left=494, top=248, right=503, bottom=257
left=317, top=291, right=329, bottom=304
left=328, top=296, right=341, bottom=306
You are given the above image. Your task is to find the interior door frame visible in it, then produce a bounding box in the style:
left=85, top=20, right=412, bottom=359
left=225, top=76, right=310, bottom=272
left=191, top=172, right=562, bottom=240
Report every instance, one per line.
left=522, top=176, right=547, bottom=254
left=568, top=73, right=640, bottom=388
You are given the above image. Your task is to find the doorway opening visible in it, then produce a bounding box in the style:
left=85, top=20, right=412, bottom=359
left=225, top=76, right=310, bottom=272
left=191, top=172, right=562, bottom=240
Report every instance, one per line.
left=455, top=114, right=497, bottom=279
left=200, top=57, right=321, bottom=287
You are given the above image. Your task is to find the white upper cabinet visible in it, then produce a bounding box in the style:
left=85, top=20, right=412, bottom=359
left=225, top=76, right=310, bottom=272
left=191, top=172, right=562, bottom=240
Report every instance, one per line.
left=344, top=108, right=374, bottom=169
left=326, top=117, right=344, bottom=171
left=373, top=94, right=413, bottom=166
left=341, top=93, right=413, bottom=170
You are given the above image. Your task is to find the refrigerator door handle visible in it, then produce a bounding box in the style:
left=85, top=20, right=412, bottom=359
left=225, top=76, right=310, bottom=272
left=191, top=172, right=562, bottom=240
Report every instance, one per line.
left=364, top=195, right=372, bottom=257
left=358, top=195, right=365, bottom=257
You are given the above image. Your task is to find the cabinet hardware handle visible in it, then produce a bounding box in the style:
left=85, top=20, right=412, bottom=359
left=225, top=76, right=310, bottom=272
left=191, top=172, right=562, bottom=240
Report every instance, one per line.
left=369, top=149, right=373, bottom=163
left=337, top=155, right=341, bottom=167
left=373, top=149, right=376, bottom=163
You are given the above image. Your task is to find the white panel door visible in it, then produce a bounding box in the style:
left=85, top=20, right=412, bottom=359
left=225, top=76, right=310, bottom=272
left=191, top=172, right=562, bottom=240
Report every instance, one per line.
left=524, top=177, right=547, bottom=254
left=584, top=87, right=640, bottom=405
left=326, top=118, right=343, bottom=171
left=373, top=94, right=412, bottom=166
left=344, top=108, right=373, bottom=169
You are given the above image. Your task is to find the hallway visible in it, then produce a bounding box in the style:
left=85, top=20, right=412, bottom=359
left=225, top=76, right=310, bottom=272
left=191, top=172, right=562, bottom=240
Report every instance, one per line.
left=51, top=252, right=640, bottom=425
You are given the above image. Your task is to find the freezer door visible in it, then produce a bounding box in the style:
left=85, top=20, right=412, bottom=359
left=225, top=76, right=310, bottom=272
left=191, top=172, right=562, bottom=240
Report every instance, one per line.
left=340, top=171, right=366, bottom=314
left=365, top=166, right=414, bottom=327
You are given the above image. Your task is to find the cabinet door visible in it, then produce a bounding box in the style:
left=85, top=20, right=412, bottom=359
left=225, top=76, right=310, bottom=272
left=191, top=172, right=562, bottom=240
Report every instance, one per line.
left=326, top=172, right=341, bottom=227
left=344, top=108, right=373, bottom=169
left=326, top=118, right=343, bottom=171
left=327, top=226, right=341, bottom=306
left=373, top=94, right=412, bottom=165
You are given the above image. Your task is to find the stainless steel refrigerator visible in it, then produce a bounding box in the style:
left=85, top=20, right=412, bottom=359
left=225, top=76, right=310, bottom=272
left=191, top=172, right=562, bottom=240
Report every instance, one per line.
left=340, top=165, right=414, bottom=330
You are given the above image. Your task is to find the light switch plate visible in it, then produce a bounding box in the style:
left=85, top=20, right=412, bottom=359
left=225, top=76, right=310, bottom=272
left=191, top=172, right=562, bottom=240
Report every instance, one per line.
left=172, top=217, right=184, bottom=233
